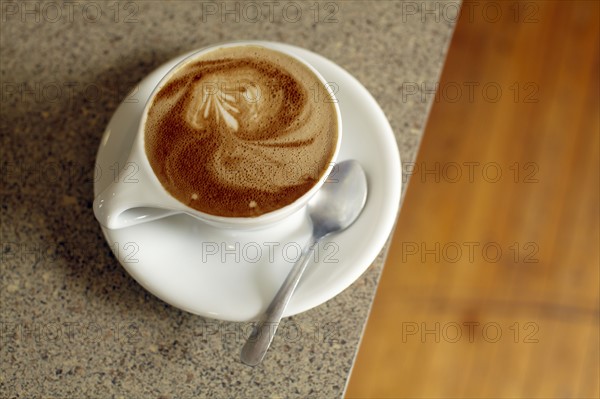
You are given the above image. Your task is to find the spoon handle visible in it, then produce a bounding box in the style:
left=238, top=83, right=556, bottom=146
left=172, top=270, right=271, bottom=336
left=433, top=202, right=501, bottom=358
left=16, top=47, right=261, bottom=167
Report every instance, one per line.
left=240, top=239, right=317, bottom=366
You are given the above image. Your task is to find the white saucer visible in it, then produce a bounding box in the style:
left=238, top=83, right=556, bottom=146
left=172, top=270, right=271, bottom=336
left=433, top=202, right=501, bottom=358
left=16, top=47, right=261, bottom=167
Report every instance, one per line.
left=94, top=41, right=401, bottom=322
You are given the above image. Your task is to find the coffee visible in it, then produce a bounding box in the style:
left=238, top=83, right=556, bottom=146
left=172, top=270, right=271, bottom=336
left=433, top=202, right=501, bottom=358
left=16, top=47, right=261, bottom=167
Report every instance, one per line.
left=144, top=45, right=338, bottom=217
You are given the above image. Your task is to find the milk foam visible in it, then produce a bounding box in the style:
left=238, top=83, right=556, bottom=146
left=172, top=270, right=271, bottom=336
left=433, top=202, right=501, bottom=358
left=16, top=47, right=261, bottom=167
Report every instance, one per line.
left=144, top=45, right=338, bottom=217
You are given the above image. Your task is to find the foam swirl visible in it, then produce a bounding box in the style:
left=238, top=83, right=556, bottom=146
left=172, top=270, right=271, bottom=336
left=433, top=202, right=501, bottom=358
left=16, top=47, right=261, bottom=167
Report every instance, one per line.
left=144, top=45, right=338, bottom=217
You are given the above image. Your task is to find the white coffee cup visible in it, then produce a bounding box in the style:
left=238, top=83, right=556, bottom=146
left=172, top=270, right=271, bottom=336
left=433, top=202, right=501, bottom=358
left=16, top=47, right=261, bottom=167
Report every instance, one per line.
left=93, top=41, right=342, bottom=230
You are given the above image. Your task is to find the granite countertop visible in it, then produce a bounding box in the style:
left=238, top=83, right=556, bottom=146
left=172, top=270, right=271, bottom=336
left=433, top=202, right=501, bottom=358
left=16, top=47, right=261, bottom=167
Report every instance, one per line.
left=0, top=1, right=457, bottom=397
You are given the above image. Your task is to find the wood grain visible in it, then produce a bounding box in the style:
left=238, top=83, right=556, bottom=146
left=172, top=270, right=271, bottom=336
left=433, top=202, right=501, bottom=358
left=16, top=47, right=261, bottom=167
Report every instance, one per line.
left=346, top=1, right=599, bottom=397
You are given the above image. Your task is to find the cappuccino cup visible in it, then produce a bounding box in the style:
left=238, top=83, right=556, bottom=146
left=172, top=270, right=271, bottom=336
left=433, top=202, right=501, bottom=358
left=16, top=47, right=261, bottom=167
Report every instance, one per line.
left=94, top=41, right=342, bottom=230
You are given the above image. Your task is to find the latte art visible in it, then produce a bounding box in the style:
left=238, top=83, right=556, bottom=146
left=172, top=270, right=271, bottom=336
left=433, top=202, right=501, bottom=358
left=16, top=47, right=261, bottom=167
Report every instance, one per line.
left=144, top=46, right=338, bottom=217
left=186, top=79, right=261, bottom=132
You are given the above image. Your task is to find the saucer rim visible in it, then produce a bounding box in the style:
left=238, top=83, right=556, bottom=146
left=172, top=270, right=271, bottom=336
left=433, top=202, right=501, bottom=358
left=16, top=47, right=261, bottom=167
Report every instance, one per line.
left=95, top=41, right=401, bottom=321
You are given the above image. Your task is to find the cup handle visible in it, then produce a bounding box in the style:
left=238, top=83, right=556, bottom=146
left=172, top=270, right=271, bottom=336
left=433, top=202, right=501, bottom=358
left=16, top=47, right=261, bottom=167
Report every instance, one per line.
left=93, top=157, right=179, bottom=229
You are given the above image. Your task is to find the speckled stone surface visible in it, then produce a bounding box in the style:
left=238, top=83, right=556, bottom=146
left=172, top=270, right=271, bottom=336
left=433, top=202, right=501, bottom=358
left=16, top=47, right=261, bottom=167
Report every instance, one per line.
left=0, top=1, right=457, bottom=397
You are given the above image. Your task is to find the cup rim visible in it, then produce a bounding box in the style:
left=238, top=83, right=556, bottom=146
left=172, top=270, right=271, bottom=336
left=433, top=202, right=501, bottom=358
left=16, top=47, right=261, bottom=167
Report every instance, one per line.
left=136, top=40, right=343, bottom=227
